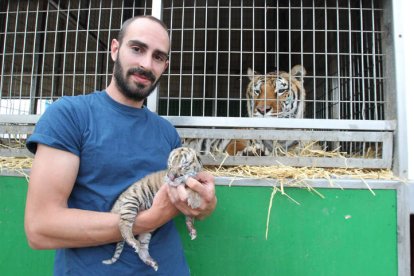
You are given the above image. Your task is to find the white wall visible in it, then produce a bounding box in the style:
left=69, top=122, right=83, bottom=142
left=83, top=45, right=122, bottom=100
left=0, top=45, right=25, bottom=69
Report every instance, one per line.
left=403, top=2, right=414, bottom=181
left=395, top=0, right=414, bottom=216
left=394, top=0, right=414, bottom=180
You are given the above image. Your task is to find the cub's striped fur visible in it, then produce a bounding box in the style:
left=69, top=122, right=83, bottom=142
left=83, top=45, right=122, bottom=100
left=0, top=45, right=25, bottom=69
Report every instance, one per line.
left=102, top=147, right=203, bottom=271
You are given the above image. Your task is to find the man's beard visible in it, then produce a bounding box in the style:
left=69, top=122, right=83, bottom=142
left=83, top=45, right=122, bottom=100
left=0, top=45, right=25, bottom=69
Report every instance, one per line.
left=113, top=57, right=161, bottom=102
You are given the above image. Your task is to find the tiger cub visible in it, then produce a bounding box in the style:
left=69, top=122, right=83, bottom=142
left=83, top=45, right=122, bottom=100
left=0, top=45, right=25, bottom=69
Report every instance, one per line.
left=102, top=147, right=203, bottom=271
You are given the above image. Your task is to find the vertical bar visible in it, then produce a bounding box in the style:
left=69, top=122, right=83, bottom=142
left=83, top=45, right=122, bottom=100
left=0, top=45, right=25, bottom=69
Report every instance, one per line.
left=50, top=0, right=61, bottom=100
left=18, top=1, right=30, bottom=114
left=72, top=0, right=81, bottom=96
left=288, top=0, right=291, bottom=71
left=347, top=1, right=354, bottom=155
left=105, top=0, right=114, bottom=88
left=147, top=0, right=163, bottom=112
left=335, top=1, right=341, bottom=119
left=239, top=1, right=243, bottom=117
left=202, top=1, right=207, bottom=116
left=29, top=0, right=40, bottom=114
left=359, top=0, right=366, bottom=120
left=8, top=0, right=20, bottom=106
left=286, top=0, right=293, bottom=117
left=324, top=0, right=328, bottom=119
left=39, top=1, right=51, bottom=106
left=312, top=0, right=316, bottom=119
left=397, top=184, right=411, bottom=276
left=214, top=1, right=220, bottom=117
left=300, top=0, right=304, bottom=117
left=0, top=1, right=9, bottom=102
left=178, top=1, right=185, bottom=116
left=347, top=0, right=353, bottom=119
left=276, top=0, right=279, bottom=73
left=82, top=1, right=92, bottom=94
left=227, top=0, right=231, bottom=117
left=264, top=0, right=268, bottom=110
left=60, top=0, right=71, bottom=98
left=250, top=0, right=256, bottom=118
left=370, top=0, right=378, bottom=120
left=166, top=0, right=174, bottom=115
left=191, top=1, right=196, bottom=116
left=94, top=0, right=103, bottom=90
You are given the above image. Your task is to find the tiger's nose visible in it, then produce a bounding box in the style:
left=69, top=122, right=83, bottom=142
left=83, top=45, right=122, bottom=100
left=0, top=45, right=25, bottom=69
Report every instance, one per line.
left=257, top=106, right=271, bottom=115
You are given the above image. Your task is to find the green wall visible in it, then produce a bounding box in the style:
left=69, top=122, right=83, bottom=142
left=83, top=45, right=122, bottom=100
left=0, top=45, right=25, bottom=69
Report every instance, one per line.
left=1, top=176, right=398, bottom=276
left=0, top=176, right=54, bottom=276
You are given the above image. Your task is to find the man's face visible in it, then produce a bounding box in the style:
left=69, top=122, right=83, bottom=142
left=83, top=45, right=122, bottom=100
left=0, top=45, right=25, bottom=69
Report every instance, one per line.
left=111, top=18, right=170, bottom=102
left=113, top=54, right=160, bottom=101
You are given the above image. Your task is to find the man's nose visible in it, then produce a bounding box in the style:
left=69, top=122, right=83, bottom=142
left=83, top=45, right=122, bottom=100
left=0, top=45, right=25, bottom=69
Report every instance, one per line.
left=138, top=53, right=153, bottom=70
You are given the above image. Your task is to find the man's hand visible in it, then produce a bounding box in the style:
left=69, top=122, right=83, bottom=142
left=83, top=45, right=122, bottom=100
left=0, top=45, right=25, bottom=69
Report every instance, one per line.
left=167, top=171, right=217, bottom=220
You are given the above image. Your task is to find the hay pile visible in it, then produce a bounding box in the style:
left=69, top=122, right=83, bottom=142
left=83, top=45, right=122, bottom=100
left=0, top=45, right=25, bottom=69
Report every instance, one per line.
left=0, top=156, right=32, bottom=179
left=206, top=165, right=400, bottom=196
left=206, top=165, right=398, bottom=182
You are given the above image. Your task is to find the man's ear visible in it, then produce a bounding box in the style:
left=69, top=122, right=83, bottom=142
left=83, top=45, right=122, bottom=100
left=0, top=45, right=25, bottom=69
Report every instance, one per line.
left=110, top=39, right=120, bottom=61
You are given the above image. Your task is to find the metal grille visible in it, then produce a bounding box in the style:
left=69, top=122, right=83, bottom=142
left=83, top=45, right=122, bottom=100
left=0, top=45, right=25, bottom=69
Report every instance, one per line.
left=0, top=0, right=397, bottom=169
left=0, top=0, right=153, bottom=115
left=160, top=0, right=386, bottom=120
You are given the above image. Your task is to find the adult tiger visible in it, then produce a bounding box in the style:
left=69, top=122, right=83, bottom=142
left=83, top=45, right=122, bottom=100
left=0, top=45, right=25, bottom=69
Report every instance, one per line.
left=223, top=64, right=307, bottom=156
left=183, top=64, right=307, bottom=157
left=246, top=64, right=306, bottom=119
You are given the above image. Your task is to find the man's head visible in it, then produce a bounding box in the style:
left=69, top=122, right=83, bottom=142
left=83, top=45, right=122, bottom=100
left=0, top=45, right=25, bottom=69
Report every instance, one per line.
left=110, top=16, right=170, bottom=102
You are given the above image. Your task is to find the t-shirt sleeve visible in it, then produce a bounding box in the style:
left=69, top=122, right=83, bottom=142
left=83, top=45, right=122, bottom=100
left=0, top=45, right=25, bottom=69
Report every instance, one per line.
left=157, top=115, right=182, bottom=150
left=26, top=97, right=83, bottom=156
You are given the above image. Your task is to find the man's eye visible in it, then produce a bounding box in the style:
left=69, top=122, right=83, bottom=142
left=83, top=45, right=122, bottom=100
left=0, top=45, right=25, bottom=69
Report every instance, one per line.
left=132, top=46, right=142, bottom=53
left=154, top=54, right=168, bottom=63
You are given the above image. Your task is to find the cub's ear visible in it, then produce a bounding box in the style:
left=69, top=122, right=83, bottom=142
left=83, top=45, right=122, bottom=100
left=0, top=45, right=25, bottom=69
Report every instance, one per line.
left=247, top=67, right=259, bottom=81
left=290, top=65, right=307, bottom=82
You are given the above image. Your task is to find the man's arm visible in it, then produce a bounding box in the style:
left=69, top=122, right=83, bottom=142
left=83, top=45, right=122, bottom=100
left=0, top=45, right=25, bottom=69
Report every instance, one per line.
left=25, top=144, right=179, bottom=249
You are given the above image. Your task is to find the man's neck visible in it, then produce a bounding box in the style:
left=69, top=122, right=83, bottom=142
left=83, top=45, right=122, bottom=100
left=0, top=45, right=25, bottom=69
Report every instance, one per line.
left=106, top=81, right=145, bottom=109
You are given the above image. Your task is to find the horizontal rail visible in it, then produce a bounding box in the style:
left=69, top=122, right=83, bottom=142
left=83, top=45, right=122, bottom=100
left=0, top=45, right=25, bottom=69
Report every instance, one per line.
left=178, top=128, right=393, bottom=142
left=0, top=115, right=397, bottom=131
left=200, top=155, right=390, bottom=168
left=167, top=116, right=396, bottom=131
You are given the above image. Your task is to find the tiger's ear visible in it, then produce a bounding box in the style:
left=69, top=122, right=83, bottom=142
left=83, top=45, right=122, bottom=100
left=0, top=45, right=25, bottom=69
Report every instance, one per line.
left=290, top=65, right=307, bottom=82
left=247, top=67, right=258, bottom=81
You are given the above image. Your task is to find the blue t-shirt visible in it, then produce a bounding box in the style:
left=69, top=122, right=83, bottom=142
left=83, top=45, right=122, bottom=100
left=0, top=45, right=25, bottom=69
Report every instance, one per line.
left=26, top=91, right=188, bottom=276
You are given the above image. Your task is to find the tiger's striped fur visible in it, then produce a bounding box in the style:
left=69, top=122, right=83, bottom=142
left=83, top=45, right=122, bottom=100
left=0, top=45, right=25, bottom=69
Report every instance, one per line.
left=241, top=64, right=307, bottom=155
left=102, top=147, right=203, bottom=271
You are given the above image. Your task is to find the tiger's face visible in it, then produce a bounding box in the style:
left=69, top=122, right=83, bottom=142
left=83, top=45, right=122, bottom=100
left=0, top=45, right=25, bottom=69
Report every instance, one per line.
left=166, top=147, right=202, bottom=187
left=246, top=64, right=306, bottom=118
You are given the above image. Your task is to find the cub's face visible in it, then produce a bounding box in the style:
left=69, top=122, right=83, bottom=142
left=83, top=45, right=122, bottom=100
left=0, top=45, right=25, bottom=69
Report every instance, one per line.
left=166, top=147, right=202, bottom=186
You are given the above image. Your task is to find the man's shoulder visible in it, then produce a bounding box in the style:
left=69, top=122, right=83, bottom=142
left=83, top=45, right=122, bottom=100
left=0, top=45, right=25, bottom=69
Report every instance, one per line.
left=146, top=110, right=175, bottom=129
left=45, top=91, right=103, bottom=115
left=56, top=91, right=102, bottom=105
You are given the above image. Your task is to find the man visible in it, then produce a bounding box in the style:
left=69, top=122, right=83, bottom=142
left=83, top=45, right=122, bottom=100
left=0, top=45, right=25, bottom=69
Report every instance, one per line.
left=24, top=15, right=216, bottom=275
